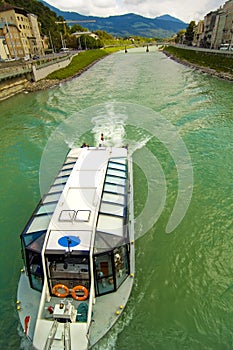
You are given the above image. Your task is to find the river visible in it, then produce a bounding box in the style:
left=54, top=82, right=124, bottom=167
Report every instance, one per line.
left=0, top=46, right=233, bottom=350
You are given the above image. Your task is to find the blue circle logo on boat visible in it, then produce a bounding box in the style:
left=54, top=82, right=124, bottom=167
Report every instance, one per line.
left=58, top=236, right=81, bottom=248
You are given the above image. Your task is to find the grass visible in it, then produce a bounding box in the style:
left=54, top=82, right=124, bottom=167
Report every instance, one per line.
left=163, top=45, right=233, bottom=75
left=47, top=47, right=124, bottom=80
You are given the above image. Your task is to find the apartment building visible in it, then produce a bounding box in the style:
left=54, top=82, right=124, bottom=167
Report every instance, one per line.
left=222, top=0, right=233, bottom=44
left=0, top=21, right=23, bottom=59
left=192, top=20, right=204, bottom=47
left=0, top=2, right=44, bottom=59
left=193, top=0, right=233, bottom=49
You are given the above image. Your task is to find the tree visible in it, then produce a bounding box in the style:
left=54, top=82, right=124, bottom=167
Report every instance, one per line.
left=94, top=30, right=114, bottom=40
left=70, top=24, right=88, bottom=34
left=175, top=29, right=186, bottom=44
left=79, top=35, right=102, bottom=49
left=185, top=21, right=196, bottom=46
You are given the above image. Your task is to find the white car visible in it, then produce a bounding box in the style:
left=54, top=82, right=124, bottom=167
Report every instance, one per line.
left=220, top=44, right=233, bottom=51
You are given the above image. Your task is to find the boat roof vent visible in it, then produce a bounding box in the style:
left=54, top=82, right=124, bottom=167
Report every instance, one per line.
left=58, top=210, right=91, bottom=222
left=59, top=210, right=76, bottom=222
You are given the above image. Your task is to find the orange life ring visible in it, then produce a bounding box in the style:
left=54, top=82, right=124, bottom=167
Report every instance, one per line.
left=52, top=284, right=69, bottom=298
left=71, top=285, right=89, bottom=301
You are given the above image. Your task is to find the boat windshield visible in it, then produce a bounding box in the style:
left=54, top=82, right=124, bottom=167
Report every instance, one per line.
left=46, top=254, right=90, bottom=296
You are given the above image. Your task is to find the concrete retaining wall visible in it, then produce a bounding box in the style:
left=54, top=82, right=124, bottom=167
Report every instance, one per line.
left=0, top=55, right=72, bottom=100
left=32, top=56, right=72, bottom=81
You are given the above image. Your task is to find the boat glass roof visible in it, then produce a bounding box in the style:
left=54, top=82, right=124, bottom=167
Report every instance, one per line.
left=94, top=157, right=128, bottom=253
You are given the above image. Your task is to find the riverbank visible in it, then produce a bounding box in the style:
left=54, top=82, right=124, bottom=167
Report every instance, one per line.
left=163, top=45, right=233, bottom=82
left=24, top=47, right=124, bottom=93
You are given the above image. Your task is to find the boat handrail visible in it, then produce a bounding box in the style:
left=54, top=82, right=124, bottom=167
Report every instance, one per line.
left=43, top=320, right=58, bottom=350
left=86, top=150, right=110, bottom=339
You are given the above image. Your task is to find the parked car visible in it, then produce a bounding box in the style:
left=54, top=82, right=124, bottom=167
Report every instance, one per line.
left=219, top=44, right=233, bottom=51
left=5, top=57, right=15, bottom=61
left=59, top=48, right=69, bottom=53
left=32, top=55, right=40, bottom=60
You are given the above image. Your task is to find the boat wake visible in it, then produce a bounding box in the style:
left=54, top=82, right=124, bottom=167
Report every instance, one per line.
left=40, top=101, right=193, bottom=241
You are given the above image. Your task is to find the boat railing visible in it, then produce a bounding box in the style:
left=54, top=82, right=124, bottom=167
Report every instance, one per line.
left=43, top=320, right=58, bottom=350
left=86, top=249, right=95, bottom=342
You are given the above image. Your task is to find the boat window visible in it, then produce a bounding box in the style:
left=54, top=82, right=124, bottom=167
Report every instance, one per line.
left=94, top=245, right=129, bottom=296
left=107, top=168, right=126, bottom=178
left=27, top=251, right=43, bottom=292
left=48, top=184, right=64, bottom=194
left=36, top=202, right=57, bottom=215
left=21, top=230, right=46, bottom=248
left=102, top=192, right=125, bottom=205
left=114, top=245, right=129, bottom=289
left=108, top=161, right=126, bottom=171
left=42, top=192, right=61, bottom=203
left=104, top=183, right=126, bottom=195
left=46, top=255, right=90, bottom=295
left=54, top=175, right=69, bottom=185
left=100, top=202, right=125, bottom=217
left=94, top=253, right=114, bottom=295
left=26, top=215, right=51, bottom=233
left=105, top=175, right=126, bottom=186
left=97, top=214, right=125, bottom=236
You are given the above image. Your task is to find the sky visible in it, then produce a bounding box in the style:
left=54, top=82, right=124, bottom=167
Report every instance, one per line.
left=44, top=0, right=226, bottom=23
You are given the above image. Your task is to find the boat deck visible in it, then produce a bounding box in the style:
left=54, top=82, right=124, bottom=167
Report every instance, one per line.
left=17, top=269, right=134, bottom=348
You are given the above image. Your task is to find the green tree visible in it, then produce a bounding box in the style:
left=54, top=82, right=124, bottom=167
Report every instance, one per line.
left=175, top=29, right=186, bottom=44
left=70, top=24, right=88, bottom=34
left=185, top=21, right=196, bottom=46
left=94, top=30, right=114, bottom=40
left=79, top=35, right=102, bottom=49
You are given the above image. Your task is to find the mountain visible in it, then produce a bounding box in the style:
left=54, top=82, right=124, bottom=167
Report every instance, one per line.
left=39, top=1, right=187, bottom=38
left=156, top=14, right=185, bottom=23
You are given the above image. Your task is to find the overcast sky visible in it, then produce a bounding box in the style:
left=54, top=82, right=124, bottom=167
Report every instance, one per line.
left=45, top=0, right=225, bottom=23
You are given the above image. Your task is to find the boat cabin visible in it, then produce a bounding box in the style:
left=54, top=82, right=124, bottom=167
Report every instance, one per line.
left=20, top=147, right=131, bottom=300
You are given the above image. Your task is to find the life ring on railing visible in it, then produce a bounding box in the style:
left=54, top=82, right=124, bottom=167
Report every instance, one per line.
left=71, top=285, right=89, bottom=301
left=52, top=284, right=69, bottom=298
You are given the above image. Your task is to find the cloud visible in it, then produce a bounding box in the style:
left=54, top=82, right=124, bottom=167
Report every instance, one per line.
left=46, top=0, right=225, bottom=22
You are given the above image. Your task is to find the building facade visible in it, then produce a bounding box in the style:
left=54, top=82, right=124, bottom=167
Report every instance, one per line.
left=222, top=0, right=233, bottom=44
left=193, top=0, right=233, bottom=49
left=0, top=3, right=44, bottom=59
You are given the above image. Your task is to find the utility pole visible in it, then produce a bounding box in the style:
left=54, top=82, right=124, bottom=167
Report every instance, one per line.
left=78, top=37, right=82, bottom=50
left=60, top=32, right=66, bottom=49
left=49, top=31, right=55, bottom=54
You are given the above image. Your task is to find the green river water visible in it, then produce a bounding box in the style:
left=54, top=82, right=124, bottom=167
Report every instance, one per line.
left=0, top=47, right=233, bottom=350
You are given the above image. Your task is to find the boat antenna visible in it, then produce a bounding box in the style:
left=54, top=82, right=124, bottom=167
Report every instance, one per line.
left=66, top=237, right=72, bottom=255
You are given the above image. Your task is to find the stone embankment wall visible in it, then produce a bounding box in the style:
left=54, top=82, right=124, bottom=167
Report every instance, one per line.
left=0, top=76, right=28, bottom=100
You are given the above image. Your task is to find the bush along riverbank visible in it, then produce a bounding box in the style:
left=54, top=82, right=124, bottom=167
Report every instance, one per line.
left=25, top=47, right=125, bottom=92
left=163, top=45, right=233, bottom=81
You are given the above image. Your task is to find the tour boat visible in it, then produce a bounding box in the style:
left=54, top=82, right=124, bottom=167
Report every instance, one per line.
left=17, top=145, right=134, bottom=349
